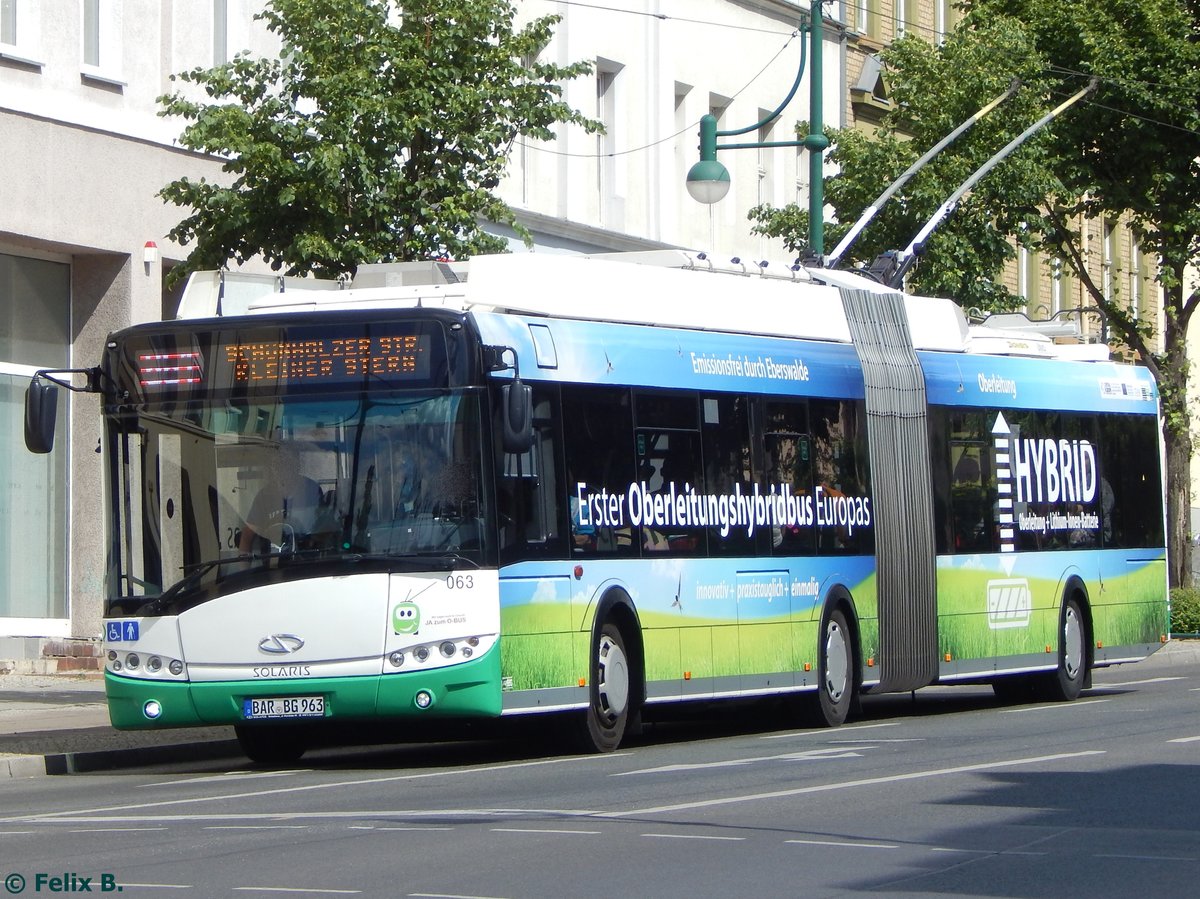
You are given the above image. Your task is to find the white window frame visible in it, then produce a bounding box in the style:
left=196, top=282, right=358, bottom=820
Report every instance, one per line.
left=80, top=0, right=125, bottom=85
left=0, top=0, right=43, bottom=67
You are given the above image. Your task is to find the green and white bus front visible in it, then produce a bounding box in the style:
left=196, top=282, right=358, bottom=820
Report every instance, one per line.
left=99, top=315, right=502, bottom=750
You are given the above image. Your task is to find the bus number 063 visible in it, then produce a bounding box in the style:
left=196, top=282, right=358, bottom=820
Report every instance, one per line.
left=446, top=574, right=475, bottom=590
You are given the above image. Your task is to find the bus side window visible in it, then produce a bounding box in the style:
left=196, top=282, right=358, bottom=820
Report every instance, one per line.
left=1098, top=413, right=1162, bottom=549
left=948, top=411, right=994, bottom=553
left=634, top=391, right=703, bottom=556
left=562, top=385, right=636, bottom=556
left=703, top=394, right=760, bottom=557
left=496, top=387, right=565, bottom=563
left=810, top=399, right=873, bottom=556
left=764, top=399, right=814, bottom=556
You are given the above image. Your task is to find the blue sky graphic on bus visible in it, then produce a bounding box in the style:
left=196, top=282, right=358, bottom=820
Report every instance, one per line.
left=919, top=351, right=1158, bottom=414
left=474, top=312, right=866, bottom=398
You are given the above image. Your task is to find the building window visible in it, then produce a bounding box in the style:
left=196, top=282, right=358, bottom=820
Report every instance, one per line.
left=1102, top=220, right=1116, bottom=304
left=854, top=0, right=882, bottom=40
left=757, top=114, right=775, bottom=208
left=0, top=252, right=70, bottom=625
left=898, top=0, right=921, bottom=38
left=213, top=0, right=228, bottom=65
left=0, top=0, right=41, bottom=60
left=81, top=0, right=122, bottom=79
left=1, top=0, right=15, bottom=46
left=596, top=61, right=621, bottom=224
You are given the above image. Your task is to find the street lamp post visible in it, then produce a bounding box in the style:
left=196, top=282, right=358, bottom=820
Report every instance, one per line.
left=686, top=0, right=829, bottom=258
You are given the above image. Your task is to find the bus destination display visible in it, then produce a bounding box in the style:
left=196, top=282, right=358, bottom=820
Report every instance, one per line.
left=224, top=333, right=431, bottom=385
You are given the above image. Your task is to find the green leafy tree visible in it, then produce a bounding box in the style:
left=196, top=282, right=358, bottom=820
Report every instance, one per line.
left=159, top=0, right=601, bottom=283
left=752, top=0, right=1200, bottom=585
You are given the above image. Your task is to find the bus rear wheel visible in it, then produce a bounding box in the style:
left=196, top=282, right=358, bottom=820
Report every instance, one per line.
left=811, top=608, right=854, bottom=727
left=577, top=622, right=631, bottom=753
left=235, top=725, right=308, bottom=766
left=1040, top=597, right=1087, bottom=702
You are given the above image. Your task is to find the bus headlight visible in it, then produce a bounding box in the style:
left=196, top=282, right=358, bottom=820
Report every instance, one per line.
left=125, top=653, right=140, bottom=670
left=147, top=656, right=163, bottom=672
left=388, top=651, right=404, bottom=668
left=143, top=700, right=163, bottom=720
left=413, top=647, right=430, bottom=663
left=168, top=659, right=184, bottom=676
left=439, top=641, right=456, bottom=658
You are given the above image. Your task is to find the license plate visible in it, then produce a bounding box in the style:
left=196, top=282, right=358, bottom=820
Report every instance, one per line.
left=242, top=696, right=325, bottom=720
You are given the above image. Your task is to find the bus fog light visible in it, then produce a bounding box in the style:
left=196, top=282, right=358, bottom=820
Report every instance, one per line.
left=168, top=659, right=184, bottom=676
left=143, top=700, right=163, bottom=720
left=439, top=641, right=456, bottom=658
left=147, top=656, right=163, bottom=672
left=413, top=646, right=430, bottom=663
left=414, top=690, right=434, bottom=709
left=388, top=651, right=405, bottom=668
left=125, top=653, right=140, bottom=670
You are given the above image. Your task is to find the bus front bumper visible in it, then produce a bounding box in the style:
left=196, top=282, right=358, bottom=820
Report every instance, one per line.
left=104, top=646, right=502, bottom=730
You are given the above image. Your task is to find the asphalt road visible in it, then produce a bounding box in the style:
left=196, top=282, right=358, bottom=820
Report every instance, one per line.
left=1, top=660, right=1198, bottom=899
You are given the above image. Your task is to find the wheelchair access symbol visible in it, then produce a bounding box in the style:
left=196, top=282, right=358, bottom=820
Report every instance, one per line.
left=106, top=620, right=140, bottom=642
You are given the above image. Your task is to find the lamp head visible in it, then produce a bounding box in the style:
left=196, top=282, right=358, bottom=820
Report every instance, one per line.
left=686, top=159, right=731, bottom=204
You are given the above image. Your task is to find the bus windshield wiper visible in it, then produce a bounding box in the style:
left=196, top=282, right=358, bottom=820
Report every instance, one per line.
left=342, top=551, right=480, bottom=571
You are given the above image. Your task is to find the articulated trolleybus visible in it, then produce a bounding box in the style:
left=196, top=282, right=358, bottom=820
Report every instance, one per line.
left=25, top=252, right=1167, bottom=763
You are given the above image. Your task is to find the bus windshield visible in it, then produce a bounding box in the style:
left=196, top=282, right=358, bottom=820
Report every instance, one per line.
left=107, top=389, right=490, bottom=608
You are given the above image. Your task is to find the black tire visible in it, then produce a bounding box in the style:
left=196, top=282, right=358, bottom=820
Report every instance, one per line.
left=577, top=622, right=631, bottom=753
left=811, top=608, right=854, bottom=727
left=235, top=725, right=308, bottom=766
left=1039, top=596, right=1087, bottom=702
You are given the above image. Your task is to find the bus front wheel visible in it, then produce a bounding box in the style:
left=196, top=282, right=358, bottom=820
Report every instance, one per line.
left=578, top=622, right=631, bottom=753
left=235, top=725, right=308, bottom=766
left=811, top=607, right=855, bottom=727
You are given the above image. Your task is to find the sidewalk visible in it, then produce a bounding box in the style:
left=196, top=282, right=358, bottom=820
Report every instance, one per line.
left=1, top=640, right=1197, bottom=780
left=0, top=672, right=238, bottom=779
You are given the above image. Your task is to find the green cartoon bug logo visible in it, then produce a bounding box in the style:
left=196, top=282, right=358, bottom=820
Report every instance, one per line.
left=392, top=601, right=420, bottom=635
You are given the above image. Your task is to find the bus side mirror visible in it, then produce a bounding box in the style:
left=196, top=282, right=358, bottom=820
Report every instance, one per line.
left=501, top=380, right=534, bottom=454
left=25, top=377, right=59, bottom=454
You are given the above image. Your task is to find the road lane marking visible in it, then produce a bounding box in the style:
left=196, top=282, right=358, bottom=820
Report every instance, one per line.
left=1094, top=853, right=1196, bottom=862
left=232, top=889, right=361, bottom=895
left=409, top=893, right=510, bottom=899
left=17, top=809, right=596, bottom=826
left=205, top=825, right=309, bottom=830
left=1092, top=676, right=1184, bottom=688
left=785, top=838, right=897, bottom=849
left=999, top=699, right=1109, bottom=713
left=491, top=828, right=601, bottom=835
left=349, top=826, right=453, bottom=832
left=67, top=827, right=167, bottom=833
left=596, top=750, right=1106, bottom=818
left=119, top=885, right=193, bottom=890
left=643, top=833, right=746, bottom=842
left=1167, top=735, right=1200, bottom=743
left=614, top=746, right=866, bottom=775
left=761, top=722, right=901, bottom=740
left=142, top=770, right=304, bottom=788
